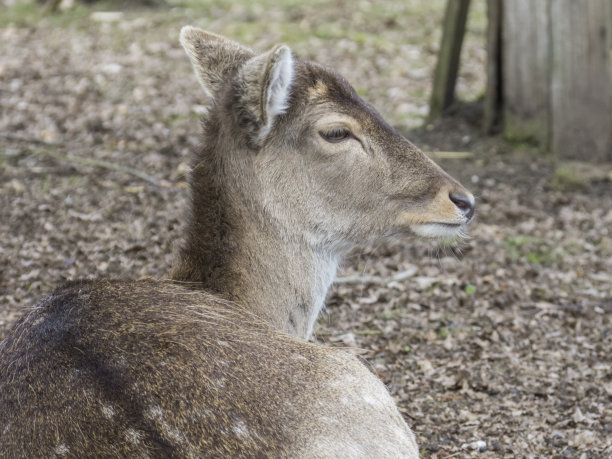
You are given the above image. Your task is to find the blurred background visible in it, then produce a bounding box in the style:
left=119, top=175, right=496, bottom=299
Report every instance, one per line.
left=1, top=0, right=611, bottom=457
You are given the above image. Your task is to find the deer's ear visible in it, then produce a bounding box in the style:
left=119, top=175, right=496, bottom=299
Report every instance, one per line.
left=180, top=26, right=254, bottom=98
left=237, top=45, right=295, bottom=145
left=260, top=46, right=294, bottom=137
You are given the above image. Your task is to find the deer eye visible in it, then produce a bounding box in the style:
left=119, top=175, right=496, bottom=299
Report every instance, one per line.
left=320, top=128, right=351, bottom=143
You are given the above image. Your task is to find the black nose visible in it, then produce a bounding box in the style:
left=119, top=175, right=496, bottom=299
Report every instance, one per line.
left=449, top=192, right=475, bottom=221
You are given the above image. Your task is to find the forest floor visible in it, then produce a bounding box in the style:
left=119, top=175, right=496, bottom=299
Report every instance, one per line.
left=1, top=1, right=611, bottom=457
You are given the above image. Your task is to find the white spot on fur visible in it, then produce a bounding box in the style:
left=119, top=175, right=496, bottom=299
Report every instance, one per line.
left=55, top=443, right=69, bottom=456
left=147, top=405, right=164, bottom=420
left=125, top=428, right=141, bottom=445
left=101, top=405, right=115, bottom=419
left=145, top=404, right=185, bottom=445
left=3, top=423, right=10, bottom=435
left=232, top=420, right=251, bottom=439
left=162, top=421, right=185, bottom=444
left=32, top=316, right=46, bottom=326
left=362, top=394, right=380, bottom=407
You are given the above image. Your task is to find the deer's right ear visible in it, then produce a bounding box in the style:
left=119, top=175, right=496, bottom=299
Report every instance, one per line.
left=180, top=26, right=254, bottom=99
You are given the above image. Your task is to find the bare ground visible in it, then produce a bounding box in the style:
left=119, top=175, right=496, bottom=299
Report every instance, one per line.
left=1, top=1, right=611, bottom=457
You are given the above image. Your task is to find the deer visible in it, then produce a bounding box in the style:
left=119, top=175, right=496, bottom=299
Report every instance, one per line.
left=0, top=27, right=474, bottom=458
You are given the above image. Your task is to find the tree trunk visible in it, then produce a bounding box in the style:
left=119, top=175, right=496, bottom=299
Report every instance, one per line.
left=549, top=0, right=611, bottom=161
left=501, top=0, right=551, bottom=147
left=429, top=0, right=471, bottom=121
left=497, top=0, right=612, bottom=161
left=483, top=0, right=502, bottom=134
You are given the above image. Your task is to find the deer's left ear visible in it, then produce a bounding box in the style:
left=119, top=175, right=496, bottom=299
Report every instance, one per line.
left=236, top=45, right=294, bottom=146
left=180, top=26, right=254, bottom=100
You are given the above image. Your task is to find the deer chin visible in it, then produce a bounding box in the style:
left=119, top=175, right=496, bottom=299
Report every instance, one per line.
left=410, top=222, right=466, bottom=240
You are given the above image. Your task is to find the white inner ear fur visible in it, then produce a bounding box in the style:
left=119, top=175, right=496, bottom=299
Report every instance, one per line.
left=258, top=46, right=294, bottom=142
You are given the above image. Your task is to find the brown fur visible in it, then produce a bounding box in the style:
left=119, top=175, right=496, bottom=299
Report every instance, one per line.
left=0, top=280, right=415, bottom=457
left=0, top=27, right=475, bottom=457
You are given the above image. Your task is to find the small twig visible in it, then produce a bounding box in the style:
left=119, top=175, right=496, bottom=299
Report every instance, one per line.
left=35, top=149, right=162, bottom=186
left=2, top=132, right=162, bottom=186
left=1, top=132, right=61, bottom=146
left=335, top=266, right=418, bottom=285
left=427, top=151, right=473, bottom=159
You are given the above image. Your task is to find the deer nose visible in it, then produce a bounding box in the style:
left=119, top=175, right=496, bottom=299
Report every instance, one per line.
left=449, top=192, right=475, bottom=221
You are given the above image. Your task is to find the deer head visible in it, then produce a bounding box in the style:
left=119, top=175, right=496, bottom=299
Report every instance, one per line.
left=175, top=27, right=475, bottom=337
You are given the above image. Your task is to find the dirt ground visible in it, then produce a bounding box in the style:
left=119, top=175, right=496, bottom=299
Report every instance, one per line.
left=1, top=1, right=611, bottom=457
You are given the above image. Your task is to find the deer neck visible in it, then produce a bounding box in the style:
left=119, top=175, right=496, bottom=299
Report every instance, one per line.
left=170, top=138, right=339, bottom=339
left=227, top=230, right=338, bottom=339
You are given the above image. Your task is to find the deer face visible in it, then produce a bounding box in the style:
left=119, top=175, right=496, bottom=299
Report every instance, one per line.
left=180, top=27, right=474, bottom=252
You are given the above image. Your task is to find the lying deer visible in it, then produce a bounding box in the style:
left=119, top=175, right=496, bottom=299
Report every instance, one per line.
left=0, top=27, right=474, bottom=457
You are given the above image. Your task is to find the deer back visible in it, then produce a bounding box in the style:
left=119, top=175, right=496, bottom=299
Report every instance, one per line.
left=0, top=280, right=418, bottom=457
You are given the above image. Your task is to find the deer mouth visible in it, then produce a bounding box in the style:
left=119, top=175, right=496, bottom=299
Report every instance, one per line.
left=410, top=222, right=466, bottom=239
